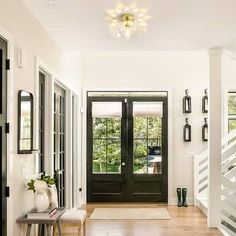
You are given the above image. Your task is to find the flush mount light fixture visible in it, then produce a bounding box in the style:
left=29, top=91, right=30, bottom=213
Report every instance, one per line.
left=106, top=2, right=151, bottom=40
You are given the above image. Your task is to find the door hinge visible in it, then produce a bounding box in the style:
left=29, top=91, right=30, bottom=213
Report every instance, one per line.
left=6, top=59, right=10, bottom=70
left=5, top=186, right=10, bottom=197
left=5, top=123, right=9, bottom=134
left=80, top=107, right=84, bottom=113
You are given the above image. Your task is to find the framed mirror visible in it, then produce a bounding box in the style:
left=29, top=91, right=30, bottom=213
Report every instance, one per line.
left=18, top=90, right=33, bottom=154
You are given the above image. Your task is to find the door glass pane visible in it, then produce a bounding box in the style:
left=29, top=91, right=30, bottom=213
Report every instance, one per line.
left=107, top=140, right=121, bottom=173
left=229, top=119, right=236, bottom=132
left=133, top=102, right=163, bottom=175
left=93, top=139, right=106, bottom=173
left=92, top=102, right=122, bottom=174
left=133, top=139, right=148, bottom=173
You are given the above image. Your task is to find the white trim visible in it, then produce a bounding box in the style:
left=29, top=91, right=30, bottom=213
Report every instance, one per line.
left=53, top=79, right=71, bottom=208
left=82, top=89, right=87, bottom=204
left=223, top=50, right=236, bottom=63
left=0, top=24, right=14, bottom=236
left=81, top=88, right=173, bottom=205
left=168, top=197, right=194, bottom=206
left=65, top=89, right=72, bottom=209
left=71, top=92, right=82, bottom=208
left=54, top=78, right=80, bottom=209
left=223, top=88, right=229, bottom=136
left=35, top=58, right=80, bottom=209
left=167, top=89, right=173, bottom=205
left=35, top=57, right=54, bottom=175
left=54, top=79, right=68, bottom=91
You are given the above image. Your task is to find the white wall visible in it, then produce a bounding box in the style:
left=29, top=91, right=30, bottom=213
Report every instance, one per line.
left=82, top=51, right=209, bottom=204
left=0, top=0, right=81, bottom=235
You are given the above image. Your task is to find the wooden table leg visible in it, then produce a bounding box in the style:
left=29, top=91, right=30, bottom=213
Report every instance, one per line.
left=38, top=224, right=42, bottom=236
left=26, top=224, right=32, bottom=236
left=57, top=220, right=62, bottom=236
left=46, top=224, right=52, bottom=236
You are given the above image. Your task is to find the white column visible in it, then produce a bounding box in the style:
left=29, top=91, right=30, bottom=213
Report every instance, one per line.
left=208, top=48, right=222, bottom=227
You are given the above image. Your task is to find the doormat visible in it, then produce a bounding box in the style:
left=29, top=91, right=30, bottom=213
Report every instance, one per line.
left=89, top=208, right=170, bottom=220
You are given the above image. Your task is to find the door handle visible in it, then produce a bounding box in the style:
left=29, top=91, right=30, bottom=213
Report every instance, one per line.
left=121, top=162, right=126, bottom=166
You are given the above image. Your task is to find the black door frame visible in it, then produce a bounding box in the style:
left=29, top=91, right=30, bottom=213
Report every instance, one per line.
left=87, top=96, right=127, bottom=202
left=0, top=36, right=8, bottom=236
left=87, top=93, right=168, bottom=202
left=39, top=71, right=46, bottom=173
left=127, top=96, right=168, bottom=202
left=53, top=83, right=66, bottom=207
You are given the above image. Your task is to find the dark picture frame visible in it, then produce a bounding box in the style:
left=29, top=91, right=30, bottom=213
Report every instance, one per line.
left=183, top=89, right=191, bottom=113
left=202, top=118, right=208, bottom=141
left=183, top=118, right=191, bottom=142
left=202, top=89, right=208, bottom=113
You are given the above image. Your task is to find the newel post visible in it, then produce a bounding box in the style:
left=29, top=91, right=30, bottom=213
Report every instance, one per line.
left=208, top=48, right=222, bottom=227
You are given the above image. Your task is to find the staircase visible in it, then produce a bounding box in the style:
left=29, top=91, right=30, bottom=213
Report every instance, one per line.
left=194, top=130, right=236, bottom=235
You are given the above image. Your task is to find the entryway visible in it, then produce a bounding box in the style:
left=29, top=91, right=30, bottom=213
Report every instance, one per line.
left=0, top=36, right=8, bottom=236
left=76, top=204, right=222, bottom=236
left=87, top=92, right=168, bottom=202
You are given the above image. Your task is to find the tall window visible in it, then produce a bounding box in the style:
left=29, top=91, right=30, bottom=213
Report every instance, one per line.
left=53, top=84, right=66, bottom=207
left=39, top=72, right=45, bottom=173
left=228, top=92, right=236, bottom=133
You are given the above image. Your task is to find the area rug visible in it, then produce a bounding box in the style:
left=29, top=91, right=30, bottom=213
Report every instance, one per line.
left=89, top=208, right=170, bottom=220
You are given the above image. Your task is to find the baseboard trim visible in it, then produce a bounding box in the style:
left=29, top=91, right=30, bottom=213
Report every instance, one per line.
left=168, top=197, right=194, bottom=206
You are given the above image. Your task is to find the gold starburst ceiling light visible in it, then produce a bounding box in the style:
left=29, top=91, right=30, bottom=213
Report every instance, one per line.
left=106, top=2, right=151, bottom=40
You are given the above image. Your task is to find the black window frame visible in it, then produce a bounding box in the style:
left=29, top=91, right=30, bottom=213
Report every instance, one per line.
left=228, top=92, right=236, bottom=133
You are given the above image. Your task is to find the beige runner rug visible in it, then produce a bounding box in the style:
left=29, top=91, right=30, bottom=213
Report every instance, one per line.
left=90, top=208, right=170, bottom=220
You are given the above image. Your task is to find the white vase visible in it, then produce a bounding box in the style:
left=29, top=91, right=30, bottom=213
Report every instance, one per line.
left=34, top=191, right=49, bottom=212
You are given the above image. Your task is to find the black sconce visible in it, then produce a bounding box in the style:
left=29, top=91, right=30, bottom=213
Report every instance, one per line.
left=183, top=89, right=191, bottom=113
left=202, top=118, right=208, bottom=141
left=183, top=118, right=191, bottom=142
left=202, top=89, right=208, bottom=113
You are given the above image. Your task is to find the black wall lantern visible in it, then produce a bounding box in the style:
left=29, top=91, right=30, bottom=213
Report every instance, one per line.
left=183, top=118, right=191, bottom=142
left=202, top=118, right=208, bottom=141
left=202, top=89, right=208, bottom=113
left=183, top=89, right=191, bottom=113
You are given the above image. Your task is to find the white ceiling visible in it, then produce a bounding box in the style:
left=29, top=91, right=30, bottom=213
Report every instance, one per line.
left=22, top=0, right=236, bottom=51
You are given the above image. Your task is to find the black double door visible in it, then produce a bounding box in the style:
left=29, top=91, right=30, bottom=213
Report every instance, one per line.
left=87, top=96, right=168, bottom=202
left=0, top=37, right=8, bottom=235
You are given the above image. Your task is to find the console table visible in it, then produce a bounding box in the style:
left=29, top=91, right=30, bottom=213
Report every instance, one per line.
left=17, top=207, right=66, bottom=236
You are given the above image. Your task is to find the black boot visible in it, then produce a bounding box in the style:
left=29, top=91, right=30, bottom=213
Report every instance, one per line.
left=182, top=188, right=188, bottom=207
left=176, top=188, right=182, bottom=207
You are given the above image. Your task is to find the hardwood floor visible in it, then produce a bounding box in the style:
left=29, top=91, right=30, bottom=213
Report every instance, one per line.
left=58, top=203, right=222, bottom=236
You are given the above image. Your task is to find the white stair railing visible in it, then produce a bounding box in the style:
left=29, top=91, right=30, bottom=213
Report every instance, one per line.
left=194, top=130, right=236, bottom=235
left=194, top=149, right=208, bottom=207
left=221, top=138, right=236, bottom=235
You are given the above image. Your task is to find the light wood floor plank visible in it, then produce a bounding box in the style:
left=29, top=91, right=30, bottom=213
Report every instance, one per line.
left=56, top=203, right=222, bottom=236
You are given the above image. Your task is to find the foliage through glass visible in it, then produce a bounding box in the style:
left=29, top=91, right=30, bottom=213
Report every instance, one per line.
left=228, top=93, right=236, bottom=134
left=92, top=118, right=121, bottom=174
left=133, top=117, right=162, bottom=174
